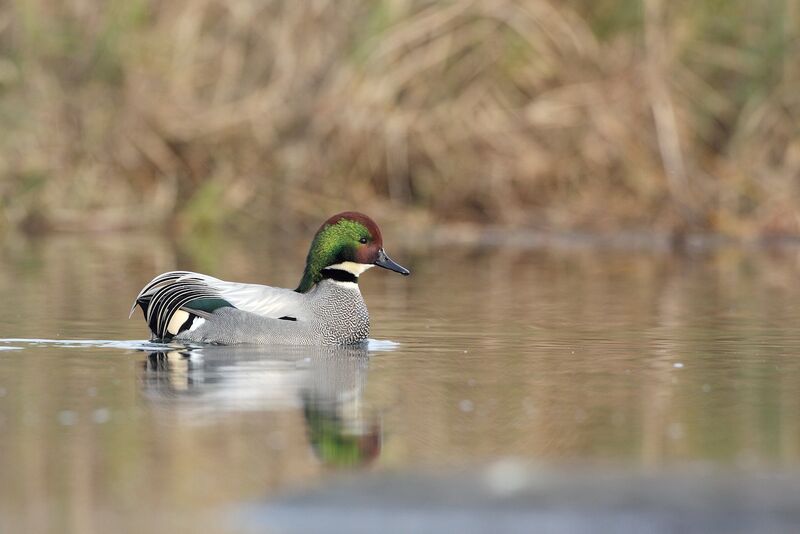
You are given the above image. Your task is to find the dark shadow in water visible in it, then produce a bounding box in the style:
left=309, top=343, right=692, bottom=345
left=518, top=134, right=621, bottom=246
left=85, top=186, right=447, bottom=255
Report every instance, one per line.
left=141, top=345, right=381, bottom=468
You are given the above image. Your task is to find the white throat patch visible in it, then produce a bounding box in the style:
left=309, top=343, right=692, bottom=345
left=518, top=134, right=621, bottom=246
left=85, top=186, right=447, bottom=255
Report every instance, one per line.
left=329, top=279, right=360, bottom=289
left=326, top=262, right=374, bottom=276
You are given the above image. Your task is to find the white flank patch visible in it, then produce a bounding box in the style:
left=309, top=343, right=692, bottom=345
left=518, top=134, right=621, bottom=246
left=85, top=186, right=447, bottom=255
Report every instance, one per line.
left=167, top=310, right=190, bottom=335
left=188, top=317, right=206, bottom=332
left=327, top=262, right=374, bottom=276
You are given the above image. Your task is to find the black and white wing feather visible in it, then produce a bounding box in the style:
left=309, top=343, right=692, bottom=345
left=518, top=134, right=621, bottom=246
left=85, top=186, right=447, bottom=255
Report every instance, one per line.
left=131, top=271, right=231, bottom=340
left=131, top=270, right=308, bottom=340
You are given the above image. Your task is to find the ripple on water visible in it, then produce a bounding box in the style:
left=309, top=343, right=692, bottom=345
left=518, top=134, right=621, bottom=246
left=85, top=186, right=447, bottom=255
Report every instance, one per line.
left=0, top=338, right=173, bottom=351
left=0, top=338, right=401, bottom=353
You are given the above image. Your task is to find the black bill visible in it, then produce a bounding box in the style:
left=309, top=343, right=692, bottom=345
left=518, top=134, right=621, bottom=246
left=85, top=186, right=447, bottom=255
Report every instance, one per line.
left=374, top=249, right=410, bottom=275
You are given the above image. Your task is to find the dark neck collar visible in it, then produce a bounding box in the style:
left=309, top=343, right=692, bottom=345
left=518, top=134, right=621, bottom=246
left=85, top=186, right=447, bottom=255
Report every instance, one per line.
left=320, top=268, right=358, bottom=284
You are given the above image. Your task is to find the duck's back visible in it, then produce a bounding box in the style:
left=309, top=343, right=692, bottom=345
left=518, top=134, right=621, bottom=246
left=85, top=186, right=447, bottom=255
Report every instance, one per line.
left=176, top=280, right=369, bottom=345
left=133, top=271, right=370, bottom=345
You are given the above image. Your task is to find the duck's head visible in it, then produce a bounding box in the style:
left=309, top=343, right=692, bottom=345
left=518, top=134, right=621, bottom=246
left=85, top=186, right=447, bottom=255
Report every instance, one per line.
left=296, top=212, right=410, bottom=293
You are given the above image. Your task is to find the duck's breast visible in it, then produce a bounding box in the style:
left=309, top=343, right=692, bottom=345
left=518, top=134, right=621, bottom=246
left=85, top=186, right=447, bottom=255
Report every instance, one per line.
left=308, top=281, right=370, bottom=345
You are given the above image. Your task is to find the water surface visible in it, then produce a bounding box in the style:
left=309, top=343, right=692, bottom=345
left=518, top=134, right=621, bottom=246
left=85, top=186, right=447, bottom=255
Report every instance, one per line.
left=2, top=234, right=800, bottom=532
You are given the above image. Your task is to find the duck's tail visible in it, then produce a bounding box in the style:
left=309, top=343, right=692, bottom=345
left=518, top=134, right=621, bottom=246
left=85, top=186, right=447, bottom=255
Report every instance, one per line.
left=130, top=271, right=232, bottom=340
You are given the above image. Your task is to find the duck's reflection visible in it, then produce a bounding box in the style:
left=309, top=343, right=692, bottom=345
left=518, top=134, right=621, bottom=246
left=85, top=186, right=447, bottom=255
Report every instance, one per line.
left=141, top=345, right=381, bottom=467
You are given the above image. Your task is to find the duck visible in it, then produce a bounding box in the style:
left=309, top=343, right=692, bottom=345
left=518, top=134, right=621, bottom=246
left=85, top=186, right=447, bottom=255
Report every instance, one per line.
left=130, top=212, right=410, bottom=345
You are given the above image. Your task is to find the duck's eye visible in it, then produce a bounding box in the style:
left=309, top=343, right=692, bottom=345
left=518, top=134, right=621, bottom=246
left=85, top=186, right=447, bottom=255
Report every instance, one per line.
left=359, top=237, right=368, bottom=244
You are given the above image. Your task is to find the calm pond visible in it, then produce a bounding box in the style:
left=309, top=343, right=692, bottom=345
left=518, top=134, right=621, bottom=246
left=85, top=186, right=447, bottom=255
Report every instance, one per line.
left=2, top=233, right=800, bottom=532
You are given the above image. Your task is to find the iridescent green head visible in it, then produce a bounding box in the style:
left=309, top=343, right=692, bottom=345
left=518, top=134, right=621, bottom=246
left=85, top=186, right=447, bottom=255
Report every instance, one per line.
left=296, top=212, right=410, bottom=293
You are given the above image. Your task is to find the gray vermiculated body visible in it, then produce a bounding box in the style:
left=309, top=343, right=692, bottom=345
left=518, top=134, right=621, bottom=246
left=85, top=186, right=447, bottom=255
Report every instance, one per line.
left=175, top=280, right=370, bottom=346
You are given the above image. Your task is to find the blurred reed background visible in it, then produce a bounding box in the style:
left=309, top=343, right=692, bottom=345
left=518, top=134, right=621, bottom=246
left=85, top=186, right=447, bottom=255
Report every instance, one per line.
left=0, top=0, right=798, bottom=237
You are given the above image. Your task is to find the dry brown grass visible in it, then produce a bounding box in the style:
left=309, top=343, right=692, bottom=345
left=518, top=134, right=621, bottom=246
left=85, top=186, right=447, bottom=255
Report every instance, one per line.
left=0, top=0, right=798, bottom=236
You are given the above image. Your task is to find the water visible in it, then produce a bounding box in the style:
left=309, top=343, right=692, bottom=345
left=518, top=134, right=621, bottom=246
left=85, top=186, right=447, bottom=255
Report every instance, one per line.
left=2, top=234, right=800, bottom=532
